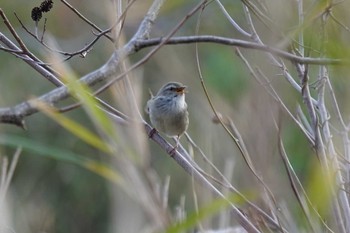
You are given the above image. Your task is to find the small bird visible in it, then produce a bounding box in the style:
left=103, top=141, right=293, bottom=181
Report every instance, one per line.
left=146, top=82, right=189, bottom=154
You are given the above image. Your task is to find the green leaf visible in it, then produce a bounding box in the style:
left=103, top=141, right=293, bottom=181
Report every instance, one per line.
left=0, top=134, right=123, bottom=185
left=63, top=73, right=117, bottom=139
left=33, top=100, right=110, bottom=153
left=165, top=193, right=245, bottom=233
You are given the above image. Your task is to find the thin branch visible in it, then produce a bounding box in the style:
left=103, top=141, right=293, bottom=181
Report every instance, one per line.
left=235, top=48, right=315, bottom=145
left=60, top=0, right=114, bottom=42
left=194, top=7, right=284, bottom=232
left=186, top=130, right=280, bottom=231
left=242, top=4, right=319, bottom=107
left=297, top=0, right=305, bottom=56
left=0, top=9, right=29, bottom=53
left=214, top=0, right=251, bottom=37
left=0, top=22, right=345, bottom=126
left=278, top=134, right=326, bottom=233
left=134, top=36, right=344, bottom=65
left=91, top=0, right=211, bottom=97
left=0, top=44, right=23, bottom=54
left=1, top=10, right=61, bottom=80
left=144, top=122, right=262, bottom=233
left=329, top=12, right=350, bottom=33
left=14, top=0, right=137, bottom=61
left=317, top=66, right=350, bottom=231
left=0, top=32, right=64, bottom=88
left=0, top=0, right=166, bottom=126
left=1, top=1, right=263, bottom=231
left=15, top=12, right=108, bottom=61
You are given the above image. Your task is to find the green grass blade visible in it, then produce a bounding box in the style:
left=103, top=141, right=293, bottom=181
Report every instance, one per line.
left=165, top=193, right=245, bottom=233
left=0, top=134, right=123, bottom=185
left=33, top=100, right=110, bottom=153
left=63, top=73, right=117, bottom=138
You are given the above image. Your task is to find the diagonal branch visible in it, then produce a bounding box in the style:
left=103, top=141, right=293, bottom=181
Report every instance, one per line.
left=1, top=32, right=344, bottom=126
left=60, top=0, right=114, bottom=42
left=0, top=0, right=166, bottom=127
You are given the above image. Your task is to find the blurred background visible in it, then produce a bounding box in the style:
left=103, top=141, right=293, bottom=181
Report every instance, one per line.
left=1, top=0, right=350, bottom=232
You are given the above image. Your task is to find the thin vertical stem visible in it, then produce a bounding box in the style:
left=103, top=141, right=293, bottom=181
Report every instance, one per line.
left=297, top=0, right=304, bottom=56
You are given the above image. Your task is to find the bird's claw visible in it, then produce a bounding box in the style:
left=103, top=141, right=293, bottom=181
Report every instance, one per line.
left=148, top=128, right=157, bottom=138
left=167, top=146, right=177, bottom=157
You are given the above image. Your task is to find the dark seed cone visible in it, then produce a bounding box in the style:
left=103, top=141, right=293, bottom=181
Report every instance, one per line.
left=31, top=7, right=42, bottom=22
left=40, top=0, right=54, bottom=13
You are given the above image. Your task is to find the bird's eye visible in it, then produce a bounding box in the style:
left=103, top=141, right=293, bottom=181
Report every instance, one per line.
left=169, top=87, right=175, bottom=91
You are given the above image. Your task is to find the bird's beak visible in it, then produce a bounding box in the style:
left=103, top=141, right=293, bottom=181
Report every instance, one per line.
left=176, top=86, right=187, bottom=94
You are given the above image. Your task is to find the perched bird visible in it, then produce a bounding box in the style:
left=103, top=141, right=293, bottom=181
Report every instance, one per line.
left=146, top=82, right=189, bottom=153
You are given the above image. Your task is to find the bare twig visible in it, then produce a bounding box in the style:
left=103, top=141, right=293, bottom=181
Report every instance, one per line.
left=60, top=0, right=115, bottom=42
left=14, top=0, right=138, bottom=61
left=92, top=0, right=211, bottom=97
left=194, top=6, right=284, bottom=232
left=145, top=122, right=262, bottom=233
left=0, top=9, right=29, bottom=53
left=0, top=0, right=165, bottom=126
left=214, top=0, right=251, bottom=37
left=0, top=32, right=63, bottom=88
left=15, top=12, right=110, bottom=61
left=277, top=130, right=335, bottom=233
left=316, top=65, right=350, bottom=231
left=133, top=36, right=344, bottom=65
left=235, top=48, right=315, bottom=145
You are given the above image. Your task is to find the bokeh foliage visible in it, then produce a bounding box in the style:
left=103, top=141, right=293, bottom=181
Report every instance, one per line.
left=1, top=0, right=350, bottom=232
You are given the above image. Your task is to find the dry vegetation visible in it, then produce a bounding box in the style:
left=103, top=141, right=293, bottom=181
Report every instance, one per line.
left=1, top=0, right=350, bottom=232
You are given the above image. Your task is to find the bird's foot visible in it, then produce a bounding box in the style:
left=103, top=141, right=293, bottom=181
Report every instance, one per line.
left=167, top=146, right=177, bottom=157
left=167, top=136, right=180, bottom=157
left=148, top=128, right=157, bottom=138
